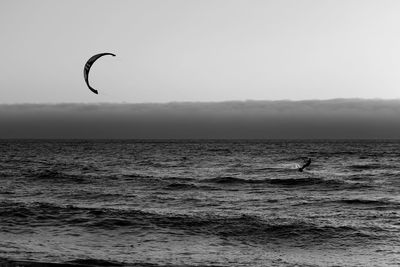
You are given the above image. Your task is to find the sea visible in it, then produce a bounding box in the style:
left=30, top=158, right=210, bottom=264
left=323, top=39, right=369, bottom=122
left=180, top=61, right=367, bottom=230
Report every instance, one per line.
left=0, top=140, right=399, bottom=267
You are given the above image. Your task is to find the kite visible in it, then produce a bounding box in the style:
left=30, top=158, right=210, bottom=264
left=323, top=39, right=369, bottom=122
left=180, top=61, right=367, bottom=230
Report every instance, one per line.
left=83, top=53, right=116, bottom=94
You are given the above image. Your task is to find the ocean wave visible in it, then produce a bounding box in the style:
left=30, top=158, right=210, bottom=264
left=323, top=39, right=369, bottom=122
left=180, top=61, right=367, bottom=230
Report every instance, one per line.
left=149, top=214, right=378, bottom=245
left=25, top=169, right=87, bottom=183
left=0, top=201, right=149, bottom=229
left=252, top=167, right=291, bottom=173
left=201, top=176, right=259, bottom=184
left=338, top=198, right=400, bottom=209
left=0, top=257, right=225, bottom=267
left=0, top=258, right=126, bottom=267
left=0, top=200, right=384, bottom=245
left=67, top=258, right=124, bottom=266
left=348, top=163, right=398, bottom=171
left=163, top=182, right=215, bottom=191
left=268, top=177, right=342, bottom=186
left=216, top=218, right=360, bottom=240
left=136, top=160, right=168, bottom=168
left=122, top=173, right=156, bottom=180
left=0, top=190, right=14, bottom=195
left=62, top=191, right=128, bottom=201
left=201, top=176, right=344, bottom=187
left=123, top=174, right=195, bottom=182
left=207, top=148, right=232, bottom=153
left=0, top=170, right=17, bottom=178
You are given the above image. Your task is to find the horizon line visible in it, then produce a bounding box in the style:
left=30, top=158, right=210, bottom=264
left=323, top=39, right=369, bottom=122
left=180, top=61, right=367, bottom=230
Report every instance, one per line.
left=1, top=97, right=400, bottom=105
left=1, top=138, right=400, bottom=141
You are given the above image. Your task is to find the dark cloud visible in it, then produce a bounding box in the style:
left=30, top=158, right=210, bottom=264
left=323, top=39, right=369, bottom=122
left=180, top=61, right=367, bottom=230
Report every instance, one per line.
left=1, top=99, right=400, bottom=139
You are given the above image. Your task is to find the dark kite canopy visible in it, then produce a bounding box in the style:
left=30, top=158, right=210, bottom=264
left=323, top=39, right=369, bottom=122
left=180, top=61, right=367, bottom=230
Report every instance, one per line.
left=83, top=53, right=116, bottom=94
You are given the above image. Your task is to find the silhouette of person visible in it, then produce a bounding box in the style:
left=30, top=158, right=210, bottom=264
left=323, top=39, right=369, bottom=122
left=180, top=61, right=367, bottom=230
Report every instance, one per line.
left=298, top=158, right=311, bottom=172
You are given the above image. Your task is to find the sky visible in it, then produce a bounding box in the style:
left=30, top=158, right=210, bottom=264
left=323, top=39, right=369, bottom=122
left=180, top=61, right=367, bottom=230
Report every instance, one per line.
left=1, top=0, right=400, bottom=103
left=1, top=100, right=400, bottom=139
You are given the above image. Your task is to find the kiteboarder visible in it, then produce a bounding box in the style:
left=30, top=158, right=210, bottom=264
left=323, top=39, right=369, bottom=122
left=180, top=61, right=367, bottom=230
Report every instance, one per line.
left=298, top=158, right=311, bottom=172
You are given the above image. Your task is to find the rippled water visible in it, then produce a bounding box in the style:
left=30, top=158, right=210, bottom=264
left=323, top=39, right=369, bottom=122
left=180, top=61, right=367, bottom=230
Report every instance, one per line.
left=0, top=140, right=400, bottom=266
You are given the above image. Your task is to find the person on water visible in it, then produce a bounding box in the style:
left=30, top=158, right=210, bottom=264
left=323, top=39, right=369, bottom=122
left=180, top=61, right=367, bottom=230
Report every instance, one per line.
left=298, top=158, right=312, bottom=172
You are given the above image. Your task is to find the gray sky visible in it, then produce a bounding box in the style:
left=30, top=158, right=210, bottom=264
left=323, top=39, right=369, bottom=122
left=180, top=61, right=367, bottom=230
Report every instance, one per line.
left=1, top=100, right=400, bottom=139
left=1, top=0, right=400, bottom=103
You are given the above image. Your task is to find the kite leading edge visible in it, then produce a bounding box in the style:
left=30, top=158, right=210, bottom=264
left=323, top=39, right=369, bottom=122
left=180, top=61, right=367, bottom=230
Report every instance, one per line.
left=83, top=53, right=116, bottom=94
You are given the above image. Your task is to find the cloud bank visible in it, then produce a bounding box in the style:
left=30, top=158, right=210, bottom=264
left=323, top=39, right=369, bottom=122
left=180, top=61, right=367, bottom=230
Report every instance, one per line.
left=1, top=99, right=400, bottom=139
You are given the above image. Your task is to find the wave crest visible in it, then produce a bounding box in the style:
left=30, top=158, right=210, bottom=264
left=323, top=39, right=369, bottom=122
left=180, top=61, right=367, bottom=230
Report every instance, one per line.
left=202, top=176, right=344, bottom=187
